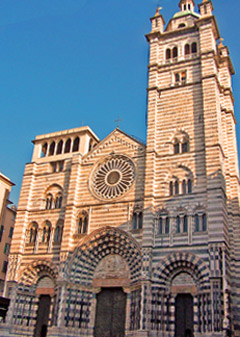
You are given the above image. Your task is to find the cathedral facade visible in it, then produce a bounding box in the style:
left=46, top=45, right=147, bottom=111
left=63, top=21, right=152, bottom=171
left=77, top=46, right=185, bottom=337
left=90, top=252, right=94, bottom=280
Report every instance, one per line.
left=1, top=0, right=240, bottom=336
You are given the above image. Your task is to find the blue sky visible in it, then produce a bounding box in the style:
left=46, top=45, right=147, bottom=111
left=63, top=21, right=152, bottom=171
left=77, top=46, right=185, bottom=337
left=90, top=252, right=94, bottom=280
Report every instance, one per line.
left=0, top=0, right=239, bottom=205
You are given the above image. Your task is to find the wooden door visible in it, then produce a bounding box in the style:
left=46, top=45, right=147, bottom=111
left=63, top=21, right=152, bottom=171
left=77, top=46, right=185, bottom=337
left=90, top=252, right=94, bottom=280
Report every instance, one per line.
left=34, top=295, right=51, bottom=337
left=94, top=288, right=127, bottom=337
left=175, top=294, right=194, bottom=337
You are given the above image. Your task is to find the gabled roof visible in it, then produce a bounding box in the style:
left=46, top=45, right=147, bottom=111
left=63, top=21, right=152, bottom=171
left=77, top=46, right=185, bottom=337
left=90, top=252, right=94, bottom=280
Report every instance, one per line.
left=82, top=127, right=146, bottom=161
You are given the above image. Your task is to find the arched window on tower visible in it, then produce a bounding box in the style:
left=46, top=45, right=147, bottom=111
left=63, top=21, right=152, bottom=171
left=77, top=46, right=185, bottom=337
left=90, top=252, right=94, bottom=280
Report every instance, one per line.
left=183, top=215, right=188, bottom=233
left=202, top=213, right=207, bottom=231
left=56, top=140, right=63, bottom=155
left=194, top=212, right=207, bottom=232
left=185, top=44, right=190, bottom=55
left=29, top=223, right=38, bottom=244
left=176, top=216, right=181, bottom=233
left=174, top=141, right=180, bottom=154
left=132, top=211, right=143, bottom=230
left=166, top=48, right=171, bottom=60
left=55, top=194, right=63, bottom=209
left=195, top=214, right=200, bottom=232
left=46, top=194, right=53, bottom=210
left=175, top=181, right=179, bottom=195
left=42, top=222, right=51, bottom=243
left=41, top=143, right=48, bottom=158
left=73, top=137, right=80, bottom=152
left=170, top=181, right=174, bottom=196
left=49, top=141, right=55, bottom=156
left=157, top=214, right=170, bottom=235
left=54, top=221, right=63, bottom=243
left=187, top=179, right=192, bottom=193
left=182, top=180, right=187, bottom=195
left=64, top=138, right=71, bottom=153
left=191, top=42, right=197, bottom=54
left=182, top=139, right=189, bottom=153
left=178, top=23, right=186, bottom=28
left=77, top=212, right=88, bottom=234
left=173, top=47, right=178, bottom=58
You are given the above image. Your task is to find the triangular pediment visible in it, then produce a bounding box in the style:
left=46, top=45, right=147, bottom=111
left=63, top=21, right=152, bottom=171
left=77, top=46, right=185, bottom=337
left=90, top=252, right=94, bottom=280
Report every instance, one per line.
left=82, top=128, right=145, bottom=164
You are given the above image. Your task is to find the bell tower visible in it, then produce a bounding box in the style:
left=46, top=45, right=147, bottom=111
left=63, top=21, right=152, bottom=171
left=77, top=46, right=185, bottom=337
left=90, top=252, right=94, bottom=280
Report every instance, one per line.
left=144, top=0, right=240, bottom=335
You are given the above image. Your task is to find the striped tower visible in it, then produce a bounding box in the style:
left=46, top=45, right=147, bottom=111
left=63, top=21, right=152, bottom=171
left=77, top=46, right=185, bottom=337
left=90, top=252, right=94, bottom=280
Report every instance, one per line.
left=0, top=1, right=240, bottom=337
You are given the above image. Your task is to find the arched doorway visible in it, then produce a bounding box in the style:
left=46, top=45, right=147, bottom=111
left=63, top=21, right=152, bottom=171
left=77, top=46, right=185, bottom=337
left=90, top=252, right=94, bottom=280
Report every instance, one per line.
left=175, top=293, right=193, bottom=337
left=94, top=287, right=127, bottom=337
left=33, top=276, right=55, bottom=337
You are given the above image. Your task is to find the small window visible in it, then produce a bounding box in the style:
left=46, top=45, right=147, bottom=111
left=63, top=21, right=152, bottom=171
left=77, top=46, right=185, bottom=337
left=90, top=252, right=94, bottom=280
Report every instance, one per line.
left=49, top=141, right=55, bottom=156
left=185, top=44, right=190, bottom=55
left=181, top=72, right=186, bottom=83
left=188, top=4, right=191, bottom=10
left=55, top=194, right=62, bottom=209
left=173, top=47, right=178, bottom=58
left=56, top=140, right=63, bottom=155
left=184, top=4, right=186, bottom=10
left=194, top=213, right=207, bottom=232
left=29, top=224, right=38, bottom=244
left=183, top=215, right=188, bottom=233
left=2, top=261, right=8, bottom=274
left=51, top=162, right=57, bottom=173
left=73, top=137, right=80, bottom=152
left=166, top=49, right=171, bottom=60
left=192, top=42, right=197, bottom=54
left=195, top=214, right=200, bottom=232
left=178, top=23, right=186, bottom=28
left=54, top=225, right=63, bottom=243
left=46, top=194, right=53, bottom=210
left=176, top=216, right=181, bottom=233
left=64, top=138, right=71, bottom=153
left=0, top=225, right=4, bottom=242
left=174, top=142, right=180, bottom=154
left=78, top=214, right=88, bottom=234
left=187, top=179, right=192, bottom=193
left=4, top=243, right=10, bottom=255
left=158, top=217, right=163, bottom=234
left=132, top=212, right=143, bottom=230
left=41, top=143, right=48, bottom=158
left=42, top=223, right=51, bottom=243
left=170, top=182, right=174, bottom=196
left=59, top=161, right=64, bottom=172
left=9, top=227, right=14, bottom=239
left=182, top=141, right=189, bottom=153
left=175, top=181, right=179, bottom=195
left=175, top=73, right=180, bottom=84
left=182, top=180, right=187, bottom=195
left=165, top=217, right=170, bottom=234
left=202, top=213, right=207, bottom=231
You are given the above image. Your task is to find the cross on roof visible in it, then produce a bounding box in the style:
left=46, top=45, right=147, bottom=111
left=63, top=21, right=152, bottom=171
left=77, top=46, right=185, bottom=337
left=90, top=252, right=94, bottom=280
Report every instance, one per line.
left=114, top=116, right=123, bottom=128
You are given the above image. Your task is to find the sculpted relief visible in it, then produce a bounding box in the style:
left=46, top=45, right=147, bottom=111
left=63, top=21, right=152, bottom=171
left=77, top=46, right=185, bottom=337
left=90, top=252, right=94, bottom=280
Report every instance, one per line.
left=93, top=255, right=130, bottom=287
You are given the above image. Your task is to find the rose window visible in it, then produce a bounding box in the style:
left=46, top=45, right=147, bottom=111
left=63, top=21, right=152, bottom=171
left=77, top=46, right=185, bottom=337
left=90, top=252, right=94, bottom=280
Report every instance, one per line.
left=91, top=156, right=135, bottom=200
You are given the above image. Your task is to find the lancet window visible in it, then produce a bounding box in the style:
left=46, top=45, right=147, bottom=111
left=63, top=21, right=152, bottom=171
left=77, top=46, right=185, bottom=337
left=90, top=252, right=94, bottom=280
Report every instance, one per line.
left=195, top=212, right=207, bottom=232
left=157, top=212, right=170, bottom=235
left=29, top=223, right=38, bottom=244
left=165, top=46, right=178, bottom=61
left=176, top=214, right=188, bottom=234
left=42, top=222, right=51, bottom=243
left=132, top=210, right=143, bottom=230
left=54, top=221, right=64, bottom=243
left=77, top=212, right=88, bottom=234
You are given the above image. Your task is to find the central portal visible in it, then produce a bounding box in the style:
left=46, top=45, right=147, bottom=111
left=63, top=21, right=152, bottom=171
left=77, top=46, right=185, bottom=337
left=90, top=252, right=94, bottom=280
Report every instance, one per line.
left=94, top=287, right=127, bottom=337
left=175, top=293, right=194, bottom=337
